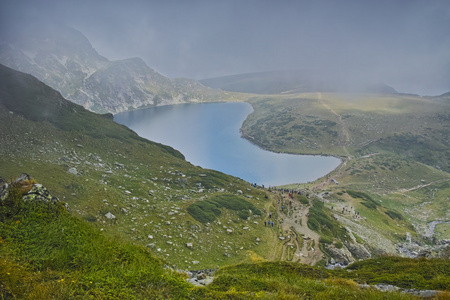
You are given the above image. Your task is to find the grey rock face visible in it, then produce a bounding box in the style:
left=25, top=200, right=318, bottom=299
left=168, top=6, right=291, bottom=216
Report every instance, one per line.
left=0, top=22, right=224, bottom=114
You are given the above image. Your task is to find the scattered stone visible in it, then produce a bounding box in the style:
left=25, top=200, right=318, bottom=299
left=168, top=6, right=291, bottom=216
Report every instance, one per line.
left=68, top=167, right=78, bottom=175
left=105, top=212, right=116, bottom=219
left=148, top=235, right=153, bottom=239
left=186, top=243, right=193, bottom=249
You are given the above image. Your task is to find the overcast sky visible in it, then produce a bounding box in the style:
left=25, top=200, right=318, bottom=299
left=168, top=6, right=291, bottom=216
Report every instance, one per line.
left=1, top=0, right=449, bottom=95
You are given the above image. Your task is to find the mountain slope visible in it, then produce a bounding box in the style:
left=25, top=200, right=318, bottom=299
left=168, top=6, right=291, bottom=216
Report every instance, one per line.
left=0, top=63, right=276, bottom=270
left=0, top=21, right=226, bottom=113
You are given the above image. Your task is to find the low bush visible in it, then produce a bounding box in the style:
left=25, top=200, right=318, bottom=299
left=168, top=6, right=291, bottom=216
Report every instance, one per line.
left=187, top=193, right=261, bottom=223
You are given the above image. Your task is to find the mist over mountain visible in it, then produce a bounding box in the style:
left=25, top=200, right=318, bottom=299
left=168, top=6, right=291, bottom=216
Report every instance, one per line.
left=0, top=21, right=225, bottom=113
left=200, top=70, right=398, bottom=95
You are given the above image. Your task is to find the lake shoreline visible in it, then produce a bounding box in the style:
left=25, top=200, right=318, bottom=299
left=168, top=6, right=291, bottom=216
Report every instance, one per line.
left=114, top=101, right=341, bottom=186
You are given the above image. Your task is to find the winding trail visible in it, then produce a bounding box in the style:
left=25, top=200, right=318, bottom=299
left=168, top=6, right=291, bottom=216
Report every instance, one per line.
left=316, top=92, right=351, bottom=159
left=278, top=193, right=323, bottom=265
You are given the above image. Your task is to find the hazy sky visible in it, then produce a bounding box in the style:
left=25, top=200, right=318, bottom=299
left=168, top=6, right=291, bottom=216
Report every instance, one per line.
left=1, top=0, right=449, bottom=95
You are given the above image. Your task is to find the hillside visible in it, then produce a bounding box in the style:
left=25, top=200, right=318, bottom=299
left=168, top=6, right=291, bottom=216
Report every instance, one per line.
left=0, top=21, right=228, bottom=114
left=200, top=70, right=398, bottom=95
left=240, top=92, right=450, bottom=244
left=1, top=64, right=449, bottom=298
left=0, top=63, right=274, bottom=269
left=3, top=176, right=449, bottom=298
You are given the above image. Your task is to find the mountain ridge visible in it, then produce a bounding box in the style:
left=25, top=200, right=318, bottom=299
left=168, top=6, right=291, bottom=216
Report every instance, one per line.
left=0, top=21, right=226, bottom=114
left=200, top=70, right=398, bottom=95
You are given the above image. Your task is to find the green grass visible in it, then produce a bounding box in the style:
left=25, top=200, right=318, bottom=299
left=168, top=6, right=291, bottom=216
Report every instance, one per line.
left=187, top=193, right=262, bottom=223
left=308, top=199, right=348, bottom=243
left=4, top=180, right=448, bottom=299
left=0, top=65, right=275, bottom=270
left=0, top=182, right=193, bottom=299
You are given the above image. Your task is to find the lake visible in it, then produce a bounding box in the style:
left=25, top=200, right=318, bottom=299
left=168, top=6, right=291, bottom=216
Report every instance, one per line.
left=114, top=102, right=341, bottom=186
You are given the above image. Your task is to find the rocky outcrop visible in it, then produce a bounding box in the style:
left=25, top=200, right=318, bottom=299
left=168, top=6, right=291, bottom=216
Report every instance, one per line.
left=0, top=22, right=225, bottom=114
left=0, top=173, right=70, bottom=211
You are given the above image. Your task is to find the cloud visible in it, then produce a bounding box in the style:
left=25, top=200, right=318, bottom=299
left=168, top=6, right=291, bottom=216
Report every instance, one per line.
left=1, top=0, right=449, bottom=95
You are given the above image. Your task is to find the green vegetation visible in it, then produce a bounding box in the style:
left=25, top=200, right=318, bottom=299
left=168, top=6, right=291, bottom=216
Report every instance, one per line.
left=308, top=199, right=348, bottom=242
left=4, top=181, right=449, bottom=299
left=340, top=257, right=450, bottom=290
left=187, top=193, right=262, bottom=223
left=0, top=181, right=192, bottom=299
left=346, top=190, right=380, bottom=210
left=0, top=64, right=271, bottom=270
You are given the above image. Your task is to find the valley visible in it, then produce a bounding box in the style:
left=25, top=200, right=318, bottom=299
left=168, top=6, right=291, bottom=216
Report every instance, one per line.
left=1, top=63, right=449, bottom=298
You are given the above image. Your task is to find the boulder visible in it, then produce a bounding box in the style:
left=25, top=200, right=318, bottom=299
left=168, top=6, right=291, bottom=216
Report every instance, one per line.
left=23, top=184, right=59, bottom=204
left=0, top=180, right=9, bottom=201
left=68, top=167, right=78, bottom=175
left=105, top=212, right=116, bottom=219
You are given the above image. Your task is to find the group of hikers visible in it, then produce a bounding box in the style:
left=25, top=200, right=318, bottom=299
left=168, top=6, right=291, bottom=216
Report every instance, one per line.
left=264, top=220, right=274, bottom=227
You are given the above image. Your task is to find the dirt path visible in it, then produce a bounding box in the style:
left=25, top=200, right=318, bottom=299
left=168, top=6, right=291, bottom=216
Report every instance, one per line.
left=397, top=179, right=450, bottom=193
left=278, top=193, right=323, bottom=265
left=316, top=92, right=351, bottom=159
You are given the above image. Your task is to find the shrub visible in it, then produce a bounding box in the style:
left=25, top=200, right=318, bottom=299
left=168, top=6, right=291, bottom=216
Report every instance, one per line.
left=385, top=209, right=404, bottom=220
left=187, top=194, right=261, bottom=223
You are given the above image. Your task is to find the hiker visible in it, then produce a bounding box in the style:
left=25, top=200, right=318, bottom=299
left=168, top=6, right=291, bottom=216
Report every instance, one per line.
left=264, top=221, right=267, bottom=227
left=271, top=221, right=274, bottom=227
left=269, top=212, right=272, bottom=218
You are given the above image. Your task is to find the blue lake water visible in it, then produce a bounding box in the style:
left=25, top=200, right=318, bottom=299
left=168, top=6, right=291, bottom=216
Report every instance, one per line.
left=114, top=102, right=341, bottom=186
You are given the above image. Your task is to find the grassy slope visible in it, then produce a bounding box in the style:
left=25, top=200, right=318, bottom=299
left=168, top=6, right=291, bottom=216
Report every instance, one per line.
left=0, top=64, right=276, bottom=270
left=241, top=92, right=450, bottom=243
left=3, top=185, right=448, bottom=299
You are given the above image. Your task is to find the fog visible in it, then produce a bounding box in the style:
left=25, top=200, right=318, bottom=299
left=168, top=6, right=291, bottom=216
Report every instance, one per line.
left=1, top=0, right=449, bottom=95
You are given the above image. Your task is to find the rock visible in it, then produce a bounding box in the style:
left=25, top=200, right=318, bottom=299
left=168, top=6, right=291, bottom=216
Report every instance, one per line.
left=15, top=173, right=32, bottom=182
left=68, top=167, right=78, bottom=175
left=115, top=162, right=125, bottom=168
left=345, top=242, right=371, bottom=259
left=0, top=181, right=9, bottom=201
left=226, top=229, right=233, bottom=234
left=256, top=238, right=261, bottom=242
left=324, top=244, right=353, bottom=265
left=105, top=212, right=116, bottom=219
left=23, top=184, right=59, bottom=204
left=147, top=243, right=155, bottom=248
left=186, top=242, right=193, bottom=249
left=192, top=261, right=200, bottom=265
left=148, top=235, right=153, bottom=239
left=197, top=273, right=207, bottom=280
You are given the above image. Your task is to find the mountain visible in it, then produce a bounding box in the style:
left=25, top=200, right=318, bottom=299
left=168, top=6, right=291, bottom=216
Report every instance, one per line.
left=200, top=70, right=398, bottom=95
left=0, top=21, right=225, bottom=113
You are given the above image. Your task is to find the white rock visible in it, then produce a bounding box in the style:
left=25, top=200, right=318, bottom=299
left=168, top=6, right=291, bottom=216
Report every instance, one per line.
left=105, top=212, right=116, bottom=219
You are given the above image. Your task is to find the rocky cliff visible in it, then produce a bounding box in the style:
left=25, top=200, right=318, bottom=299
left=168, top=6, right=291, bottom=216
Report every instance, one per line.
left=0, top=21, right=225, bottom=113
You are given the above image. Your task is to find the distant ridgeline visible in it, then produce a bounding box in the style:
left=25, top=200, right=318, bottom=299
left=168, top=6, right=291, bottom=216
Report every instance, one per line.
left=199, top=70, right=398, bottom=94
